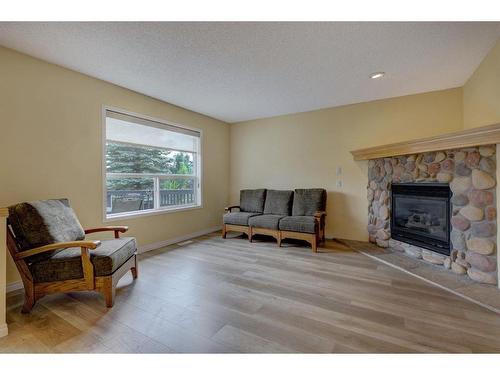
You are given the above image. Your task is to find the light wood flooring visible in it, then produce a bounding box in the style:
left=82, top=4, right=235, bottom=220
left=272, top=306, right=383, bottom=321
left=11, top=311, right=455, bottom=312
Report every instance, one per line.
left=343, top=239, right=500, bottom=314
left=1, top=232, right=500, bottom=353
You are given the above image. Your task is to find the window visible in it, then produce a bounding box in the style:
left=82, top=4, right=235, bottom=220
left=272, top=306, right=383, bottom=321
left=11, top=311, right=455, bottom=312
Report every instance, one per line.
left=104, top=108, right=201, bottom=219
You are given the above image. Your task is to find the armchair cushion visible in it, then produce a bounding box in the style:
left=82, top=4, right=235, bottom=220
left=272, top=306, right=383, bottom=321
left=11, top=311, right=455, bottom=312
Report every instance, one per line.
left=263, top=190, right=294, bottom=216
left=279, top=216, right=316, bottom=234
left=30, top=237, right=137, bottom=283
left=292, top=189, right=327, bottom=216
left=223, top=212, right=261, bottom=226
left=240, top=189, right=267, bottom=213
left=8, top=199, right=85, bottom=263
left=248, top=214, right=284, bottom=230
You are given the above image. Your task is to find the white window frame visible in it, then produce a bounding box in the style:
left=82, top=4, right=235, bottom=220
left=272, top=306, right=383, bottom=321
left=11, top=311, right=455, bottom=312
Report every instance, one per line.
left=102, top=106, right=203, bottom=222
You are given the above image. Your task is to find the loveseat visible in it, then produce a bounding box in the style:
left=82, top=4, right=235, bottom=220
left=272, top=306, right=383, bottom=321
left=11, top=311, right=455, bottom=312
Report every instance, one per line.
left=222, top=188, right=326, bottom=252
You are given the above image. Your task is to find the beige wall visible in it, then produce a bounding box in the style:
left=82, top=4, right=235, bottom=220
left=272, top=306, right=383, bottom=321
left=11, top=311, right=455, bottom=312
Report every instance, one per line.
left=0, top=47, right=230, bottom=284
left=229, top=89, right=463, bottom=241
left=463, top=39, right=500, bottom=129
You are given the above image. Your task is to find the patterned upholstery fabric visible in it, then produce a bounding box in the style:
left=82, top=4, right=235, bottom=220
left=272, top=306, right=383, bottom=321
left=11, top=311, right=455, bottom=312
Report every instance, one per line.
left=263, top=190, right=294, bottom=216
left=223, top=212, right=261, bottom=226
left=279, top=216, right=317, bottom=234
left=292, top=189, right=327, bottom=216
left=240, top=189, right=267, bottom=213
left=8, top=199, right=85, bottom=263
left=30, top=237, right=137, bottom=282
left=248, top=214, right=284, bottom=230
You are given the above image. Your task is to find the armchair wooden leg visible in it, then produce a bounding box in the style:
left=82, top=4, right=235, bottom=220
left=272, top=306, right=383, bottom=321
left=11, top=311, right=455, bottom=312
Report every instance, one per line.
left=105, top=290, right=115, bottom=308
left=222, top=224, right=227, bottom=239
left=104, top=287, right=115, bottom=308
left=101, top=277, right=115, bottom=308
left=20, top=279, right=35, bottom=313
left=131, top=254, right=138, bottom=280
left=21, top=290, right=35, bottom=314
left=22, top=299, right=35, bottom=314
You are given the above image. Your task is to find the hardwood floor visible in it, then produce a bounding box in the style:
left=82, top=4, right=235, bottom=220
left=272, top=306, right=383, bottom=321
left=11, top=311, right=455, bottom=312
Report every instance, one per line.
left=1, top=232, right=500, bottom=353
left=343, top=239, right=500, bottom=313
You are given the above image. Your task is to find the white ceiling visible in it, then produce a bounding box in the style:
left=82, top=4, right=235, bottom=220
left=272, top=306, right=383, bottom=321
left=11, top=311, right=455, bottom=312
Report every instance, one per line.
left=0, top=22, right=499, bottom=123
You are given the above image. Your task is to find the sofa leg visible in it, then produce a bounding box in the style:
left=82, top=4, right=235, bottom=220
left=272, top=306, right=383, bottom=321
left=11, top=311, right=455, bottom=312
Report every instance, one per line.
left=311, top=236, right=318, bottom=253
left=248, top=227, right=253, bottom=242
left=277, top=231, right=282, bottom=247
left=222, top=224, right=227, bottom=239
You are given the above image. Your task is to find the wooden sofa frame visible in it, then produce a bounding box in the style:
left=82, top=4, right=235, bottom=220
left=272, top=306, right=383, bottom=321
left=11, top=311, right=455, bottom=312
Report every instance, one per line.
left=222, top=206, right=326, bottom=252
left=6, top=225, right=138, bottom=313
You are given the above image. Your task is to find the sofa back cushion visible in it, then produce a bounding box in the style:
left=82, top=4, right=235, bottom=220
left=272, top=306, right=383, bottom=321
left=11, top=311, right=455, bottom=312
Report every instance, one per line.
left=8, top=198, right=85, bottom=263
left=264, top=190, right=294, bottom=216
left=292, top=188, right=327, bottom=216
left=240, top=189, right=267, bottom=213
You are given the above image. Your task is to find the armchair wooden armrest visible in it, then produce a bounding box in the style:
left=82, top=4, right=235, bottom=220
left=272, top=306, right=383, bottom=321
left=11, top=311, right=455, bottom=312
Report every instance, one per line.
left=15, top=240, right=101, bottom=260
left=313, top=211, right=327, bottom=219
left=85, top=226, right=129, bottom=238
left=224, top=206, right=240, bottom=213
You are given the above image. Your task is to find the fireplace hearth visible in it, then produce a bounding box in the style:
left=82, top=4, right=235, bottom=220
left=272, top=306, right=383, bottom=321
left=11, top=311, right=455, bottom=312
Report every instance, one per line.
left=391, top=183, right=452, bottom=256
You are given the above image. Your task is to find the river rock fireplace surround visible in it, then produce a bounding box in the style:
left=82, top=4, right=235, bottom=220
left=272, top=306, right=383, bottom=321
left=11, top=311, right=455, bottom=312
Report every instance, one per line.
left=367, top=145, right=498, bottom=285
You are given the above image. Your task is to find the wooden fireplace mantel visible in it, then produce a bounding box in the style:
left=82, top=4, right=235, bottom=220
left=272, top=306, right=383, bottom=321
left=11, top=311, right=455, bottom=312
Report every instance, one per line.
left=351, top=123, right=500, bottom=161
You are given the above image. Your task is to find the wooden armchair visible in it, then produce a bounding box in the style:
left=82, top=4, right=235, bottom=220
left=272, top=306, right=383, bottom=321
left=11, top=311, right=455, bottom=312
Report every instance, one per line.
left=7, top=199, right=138, bottom=313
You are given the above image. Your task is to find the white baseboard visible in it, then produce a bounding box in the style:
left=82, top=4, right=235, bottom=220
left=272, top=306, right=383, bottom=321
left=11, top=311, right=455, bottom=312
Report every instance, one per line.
left=137, top=225, right=222, bottom=253
left=6, top=280, right=23, bottom=293
left=0, top=323, right=8, bottom=338
left=5, top=226, right=222, bottom=294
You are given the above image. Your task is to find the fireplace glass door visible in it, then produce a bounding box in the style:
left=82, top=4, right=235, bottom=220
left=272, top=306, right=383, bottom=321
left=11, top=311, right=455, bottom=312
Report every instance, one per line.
left=391, top=183, right=451, bottom=255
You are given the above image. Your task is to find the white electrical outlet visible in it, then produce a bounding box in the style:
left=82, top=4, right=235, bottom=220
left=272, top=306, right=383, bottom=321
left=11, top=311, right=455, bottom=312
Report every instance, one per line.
left=336, top=181, right=342, bottom=188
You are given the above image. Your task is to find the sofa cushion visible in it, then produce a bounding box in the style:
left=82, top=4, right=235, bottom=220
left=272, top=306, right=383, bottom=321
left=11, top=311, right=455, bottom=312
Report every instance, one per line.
left=30, top=237, right=137, bottom=282
left=292, top=189, right=327, bottom=216
left=248, top=214, right=284, bottom=230
left=8, top=198, right=85, bottom=263
left=223, top=212, right=261, bottom=226
left=240, top=189, right=267, bottom=213
left=263, top=190, right=294, bottom=216
left=279, top=216, right=317, bottom=234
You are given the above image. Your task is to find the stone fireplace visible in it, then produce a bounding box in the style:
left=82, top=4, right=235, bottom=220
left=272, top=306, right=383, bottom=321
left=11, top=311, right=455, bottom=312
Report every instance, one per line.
left=367, top=146, right=498, bottom=285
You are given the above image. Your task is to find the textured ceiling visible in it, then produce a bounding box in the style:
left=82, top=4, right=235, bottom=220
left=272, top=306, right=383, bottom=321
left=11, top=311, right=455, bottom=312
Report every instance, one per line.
left=0, top=22, right=499, bottom=123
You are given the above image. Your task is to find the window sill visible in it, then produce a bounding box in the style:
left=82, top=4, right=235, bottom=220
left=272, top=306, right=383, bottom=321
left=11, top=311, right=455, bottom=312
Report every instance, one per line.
left=104, top=204, right=203, bottom=222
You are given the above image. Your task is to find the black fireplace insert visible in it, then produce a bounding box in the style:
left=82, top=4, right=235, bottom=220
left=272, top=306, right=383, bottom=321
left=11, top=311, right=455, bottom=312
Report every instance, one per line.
left=391, top=183, right=452, bottom=256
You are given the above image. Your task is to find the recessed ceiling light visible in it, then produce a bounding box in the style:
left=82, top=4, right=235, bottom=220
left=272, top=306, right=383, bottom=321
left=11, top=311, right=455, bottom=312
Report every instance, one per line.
left=370, top=72, right=385, bottom=79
